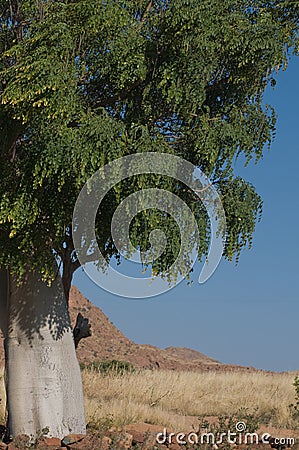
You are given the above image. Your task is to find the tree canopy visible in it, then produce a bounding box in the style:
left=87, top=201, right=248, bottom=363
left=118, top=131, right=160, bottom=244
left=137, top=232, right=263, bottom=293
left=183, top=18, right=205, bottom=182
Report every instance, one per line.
left=0, top=0, right=298, bottom=284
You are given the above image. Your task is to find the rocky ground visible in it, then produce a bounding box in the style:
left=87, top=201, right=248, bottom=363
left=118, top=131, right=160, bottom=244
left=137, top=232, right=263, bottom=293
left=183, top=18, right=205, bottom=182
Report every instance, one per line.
left=1, top=422, right=298, bottom=450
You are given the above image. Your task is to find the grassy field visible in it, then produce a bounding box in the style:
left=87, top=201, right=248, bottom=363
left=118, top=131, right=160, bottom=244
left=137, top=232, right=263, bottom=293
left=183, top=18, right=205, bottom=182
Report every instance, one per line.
left=1, top=367, right=298, bottom=432
left=83, top=368, right=299, bottom=432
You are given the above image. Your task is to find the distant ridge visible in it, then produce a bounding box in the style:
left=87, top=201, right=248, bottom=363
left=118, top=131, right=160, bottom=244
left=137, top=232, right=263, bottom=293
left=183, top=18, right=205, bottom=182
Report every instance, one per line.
left=0, top=285, right=256, bottom=372
left=69, top=286, right=256, bottom=373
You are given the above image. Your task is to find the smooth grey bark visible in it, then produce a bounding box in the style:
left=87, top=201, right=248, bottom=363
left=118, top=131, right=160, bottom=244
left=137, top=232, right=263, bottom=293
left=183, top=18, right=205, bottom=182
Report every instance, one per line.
left=0, top=269, right=86, bottom=440
left=0, top=270, right=8, bottom=336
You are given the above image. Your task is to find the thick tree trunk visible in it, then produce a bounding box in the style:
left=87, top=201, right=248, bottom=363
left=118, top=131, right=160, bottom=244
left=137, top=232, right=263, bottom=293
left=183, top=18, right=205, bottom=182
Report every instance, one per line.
left=60, top=236, right=80, bottom=305
left=0, top=269, right=86, bottom=440
left=61, top=259, right=73, bottom=306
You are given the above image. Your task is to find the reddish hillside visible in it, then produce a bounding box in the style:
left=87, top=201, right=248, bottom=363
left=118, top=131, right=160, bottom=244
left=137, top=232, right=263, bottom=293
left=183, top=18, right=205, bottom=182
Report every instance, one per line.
left=69, top=286, right=255, bottom=372
left=0, top=285, right=256, bottom=373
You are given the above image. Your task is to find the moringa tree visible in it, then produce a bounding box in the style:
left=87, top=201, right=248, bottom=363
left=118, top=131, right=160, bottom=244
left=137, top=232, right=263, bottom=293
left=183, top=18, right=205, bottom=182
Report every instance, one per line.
left=0, top=0, right=298, bottom=440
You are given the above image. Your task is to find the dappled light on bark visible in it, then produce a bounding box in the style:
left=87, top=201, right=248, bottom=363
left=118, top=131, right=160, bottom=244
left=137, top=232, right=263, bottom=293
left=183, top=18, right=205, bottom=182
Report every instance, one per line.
left=0, top=269, right=86, bottom=440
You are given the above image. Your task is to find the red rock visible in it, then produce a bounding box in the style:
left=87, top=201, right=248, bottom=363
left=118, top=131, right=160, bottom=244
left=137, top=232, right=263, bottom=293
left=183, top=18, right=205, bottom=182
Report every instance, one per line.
left=10, top=434, right=31, bottom=449
left=64, top=434, right=101, bottom=450
left=124, top=423, right=167, bottom=448
left=107, top=430, right=133, bottom=449
left=7, top=444, right=18, bottom=450
left=117, top=432, right=133, bottom=449
left=43, top=437, right=62, bottom=446
left=36, top=447, right=64, bottom=450
left=65, top=442, right=85, bottom=450
left=101, top=436, right=112, bottom=450
left=61, top=434, right=85, bottom=446
left=124, top=422, right=163, bottom=444
left=125, top=428, right=143, bottom=444
left=37, top=437, right=62, bottom=447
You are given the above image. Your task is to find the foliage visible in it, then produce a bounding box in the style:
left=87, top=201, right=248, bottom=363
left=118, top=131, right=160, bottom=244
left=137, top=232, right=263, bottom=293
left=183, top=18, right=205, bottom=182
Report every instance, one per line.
left=0, top=0, right=298, bottom=281
left=197, top=411, right=260, bottom=450
left=289, top=376, right=299, bottom=419
left=87, top=413, right=115, bottom=433
left=80, top=359, right=135, bottom=375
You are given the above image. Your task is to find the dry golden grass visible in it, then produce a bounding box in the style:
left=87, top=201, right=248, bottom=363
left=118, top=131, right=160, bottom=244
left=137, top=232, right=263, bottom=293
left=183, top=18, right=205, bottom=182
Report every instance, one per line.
left=82, top=369, right=299, bottom=431
left=0, top=366, right=298, bottom=432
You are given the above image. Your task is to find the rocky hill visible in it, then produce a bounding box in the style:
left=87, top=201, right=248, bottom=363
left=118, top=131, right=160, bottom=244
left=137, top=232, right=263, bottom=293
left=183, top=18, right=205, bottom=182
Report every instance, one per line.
left=69, top=286, right=255, bottom=372
left=0, top=285, right=256, bottom=372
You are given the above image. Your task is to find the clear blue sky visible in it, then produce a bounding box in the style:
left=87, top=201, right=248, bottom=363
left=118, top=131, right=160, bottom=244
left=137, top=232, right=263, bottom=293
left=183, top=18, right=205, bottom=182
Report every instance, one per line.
left=74, top=56, right=299, bottom=373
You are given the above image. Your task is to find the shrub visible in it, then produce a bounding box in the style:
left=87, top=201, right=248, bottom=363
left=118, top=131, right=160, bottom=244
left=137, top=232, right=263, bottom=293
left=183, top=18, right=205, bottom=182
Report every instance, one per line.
left=289, top=376, right=299, bottom=418
left=80, top=359, right=135, bottom=375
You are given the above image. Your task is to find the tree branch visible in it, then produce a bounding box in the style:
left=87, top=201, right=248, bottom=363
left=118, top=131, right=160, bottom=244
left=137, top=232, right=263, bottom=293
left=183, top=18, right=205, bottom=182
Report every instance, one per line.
left=139, top=0, right=153, bottom=29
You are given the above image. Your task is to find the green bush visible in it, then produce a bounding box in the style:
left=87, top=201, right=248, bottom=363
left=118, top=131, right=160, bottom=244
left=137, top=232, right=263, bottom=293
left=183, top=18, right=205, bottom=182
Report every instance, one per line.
left=197, top=411, right=260, bottom=450
left=80, top=359, right=135, bottom=375
left=289, top=376, right=299, bottom=418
